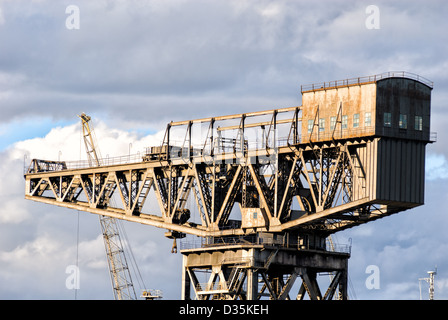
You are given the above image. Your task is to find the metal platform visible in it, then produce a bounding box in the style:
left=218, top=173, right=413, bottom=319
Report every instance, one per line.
left=181, top=241, right=350, bottom=300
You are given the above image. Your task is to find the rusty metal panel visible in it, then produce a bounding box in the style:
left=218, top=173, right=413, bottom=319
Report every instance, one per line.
left=300, top=76, right=432, bottom=144
left=241, top=208, right=267, bottom=229
left=301, top=83, right=377, bottom=142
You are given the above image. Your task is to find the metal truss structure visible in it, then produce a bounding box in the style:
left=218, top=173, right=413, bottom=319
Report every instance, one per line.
left=181, top=243, right=350, bottom=300
left=25, top=108, right=401, bottom=237
left=24, top=73, right=433, bottom=300
left=80, top=113, right=137, bottom=300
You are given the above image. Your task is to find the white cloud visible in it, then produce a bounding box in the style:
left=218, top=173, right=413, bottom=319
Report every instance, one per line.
left=0, top=120, right=180, bottom=299
left=77, top=234, right=107, bottom=270
left=435, top=277, right=448, bottom=298
left=0, top=199, right=30, bottom=224
left=0, top=227, right=111, bottom=298
left=383, top=282, right=419, bottom=300
left=12, top=119, right=165, bottom=164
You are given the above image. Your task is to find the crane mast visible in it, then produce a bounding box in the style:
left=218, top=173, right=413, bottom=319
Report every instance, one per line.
left=79, top=113, right=137, bottom=300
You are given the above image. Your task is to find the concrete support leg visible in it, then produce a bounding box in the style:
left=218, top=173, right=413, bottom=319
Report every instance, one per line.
left=246, top=269, right=258, bottom=300
left=338, top=267, right=348, bottom=300
left=181, top=255, right=191, bottom=300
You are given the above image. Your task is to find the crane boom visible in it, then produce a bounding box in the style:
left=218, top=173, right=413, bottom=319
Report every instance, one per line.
left=79, top=113, right=137, bottom=300
left=79, top=113, right=102, bottom=167
left=24, top=73, right=433, bottom=300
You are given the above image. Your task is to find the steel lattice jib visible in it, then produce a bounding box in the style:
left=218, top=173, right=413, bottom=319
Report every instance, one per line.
left=24, top=72, right=433, bottom=241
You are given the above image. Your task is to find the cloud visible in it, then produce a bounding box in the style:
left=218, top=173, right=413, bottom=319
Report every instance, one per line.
left=0, top=199, right=30, bottom=224
left=0, top=7, right=4, bottom=25
left=0, top=225, right=112, bottom=299
left=0, top=119, right=180, bottom=299
left=0, top=1, right=347, bottom=124
left=1, top=0, right=446, bottom=130
left=0, top=0, right=447, bottom=300
left=426, top=153, right=448, bottom=181
left=339, top=175, right=448, bottom=299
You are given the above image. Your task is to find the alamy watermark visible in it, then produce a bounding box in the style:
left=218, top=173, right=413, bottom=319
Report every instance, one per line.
left=65, top=5, right=80, bottom=30
left=65, top=265, right=80, bottom=290
left=365, top=264, right=380, bottom=290
left=365, top=5, right=380, bottom=29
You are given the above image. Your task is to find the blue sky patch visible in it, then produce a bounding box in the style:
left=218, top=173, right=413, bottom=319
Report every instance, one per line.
left=0, top=117, right=76, bottom=151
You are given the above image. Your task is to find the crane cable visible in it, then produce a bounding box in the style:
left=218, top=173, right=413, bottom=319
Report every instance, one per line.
left=75, top=210, right=80, bottom=300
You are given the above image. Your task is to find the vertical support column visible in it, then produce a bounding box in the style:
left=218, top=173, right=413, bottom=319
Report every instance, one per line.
left=293, top=107, right=299, bottom=144
left=186, top=121, right=192, bottom=163
left=318, top=150, right=323, bottom=210
left=211, top=165, right=216, bottom=224
left=181, top=255, right=191, bottom=300
left=246, top=247, right=258, bottom=300
left=246, top=269, right=258, bottom=300
left=166, top=123, right=171, bottom=161
left=273, top=110, right=278, bottom=219
left=240, top=114, right=246, bottom=157
left=209, top=118, right=215, bottom=158
left=338, top=259, right=348, bottom=300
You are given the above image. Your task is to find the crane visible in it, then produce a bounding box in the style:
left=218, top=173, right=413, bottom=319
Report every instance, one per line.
left=24, top=72, right=433, bottom=300
left=79, top=113, right=138, bottom=300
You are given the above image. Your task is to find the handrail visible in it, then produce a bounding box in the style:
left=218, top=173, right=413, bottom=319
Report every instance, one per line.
left=25, top=126, right=436, bottom=174
left=179, top=235, right=352, bottom=254
left=301, top=71, right=433, bottom=93
left=25, top=152, right=145, bottom=173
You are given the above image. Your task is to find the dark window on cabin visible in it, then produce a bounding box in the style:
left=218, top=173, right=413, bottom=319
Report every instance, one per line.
left=399, top=114, right=407, bottom=129
left=415, top=116, right=423, bottom=131
left=384, top=113, right=391, bottom=127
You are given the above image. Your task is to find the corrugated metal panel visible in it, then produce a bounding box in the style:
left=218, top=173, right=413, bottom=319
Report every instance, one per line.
left=374, top=138, right=426, bottom=205
left=369, top=139, right=378, bottom=201
left=350, top=139, right=381, bottom=203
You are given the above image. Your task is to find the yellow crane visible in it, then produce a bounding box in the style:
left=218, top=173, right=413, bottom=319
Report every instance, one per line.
left=79, top=113, right=138, bottom=300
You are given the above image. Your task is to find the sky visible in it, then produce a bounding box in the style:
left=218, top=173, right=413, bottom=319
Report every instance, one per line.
left=0, top=0, right=448, bottom=300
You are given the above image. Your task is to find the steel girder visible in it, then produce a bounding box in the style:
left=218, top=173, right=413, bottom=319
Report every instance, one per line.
left=24, top=138, right=406, bottom=238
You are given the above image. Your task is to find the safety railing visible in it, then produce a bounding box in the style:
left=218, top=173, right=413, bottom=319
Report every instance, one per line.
left=141, top=289, right=163, bottom=299
left=25, top=127, right=435, bottom=174
left=196, top=282, right=231, bottom=293
left=179, top=234, right=351, bottom=254
left=25, top=152, right=147, bottom=174
left=305, top=125, right=436, bottom=143
left=301, top=71, right=433, bottom=92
